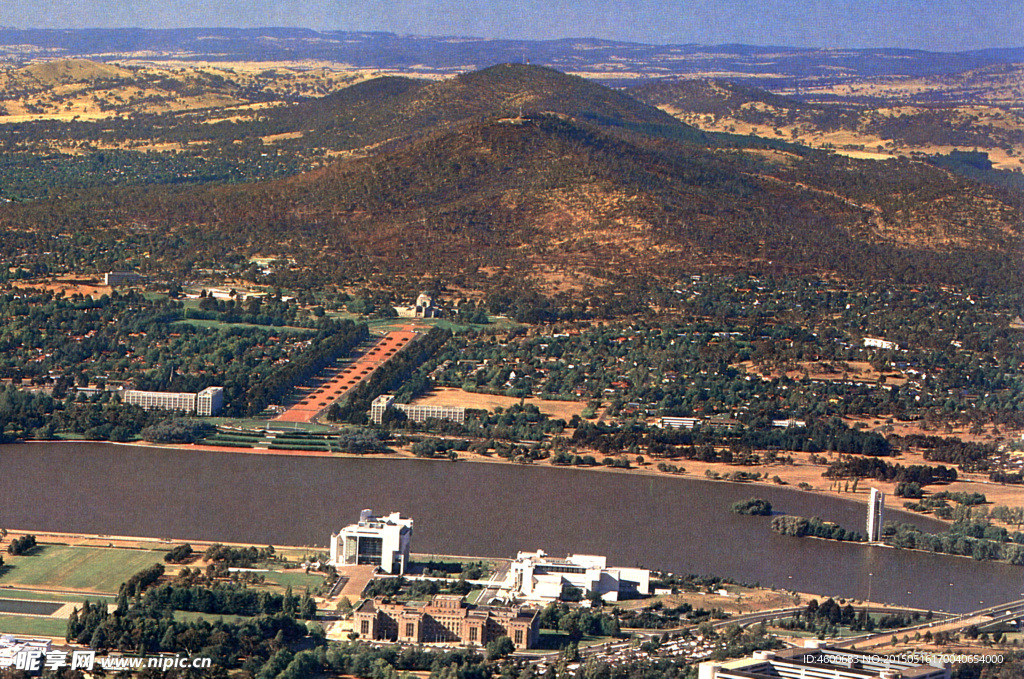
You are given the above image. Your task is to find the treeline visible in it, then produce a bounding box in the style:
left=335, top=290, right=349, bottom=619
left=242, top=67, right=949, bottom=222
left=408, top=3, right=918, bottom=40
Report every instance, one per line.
left=363, top=576, right=473, bottom=599
left=396, top=402, right=567, bottom=444
left=66, top=599, right=309, bottom=668
left=885, top=520, right=1024, bottom=564
left=891, top=433, right=996, bottom=471
left=141, top=582, right=317, bottom=619
left=537, top=601, right=622, bottom=639
left=824, top=456, right=957, bottom=486
left=140, top=417, right=215, bottom=443
left=617, top=601, right=723, bottom=629
left=242, top=319, right=367, bottom=416
left=329, top=327, right=451, bottom=424
left=771, top=515, right=864, bottom=542
left=121, top=563, right=164, bottom=597
left=571, top=417, right=889, bottom=459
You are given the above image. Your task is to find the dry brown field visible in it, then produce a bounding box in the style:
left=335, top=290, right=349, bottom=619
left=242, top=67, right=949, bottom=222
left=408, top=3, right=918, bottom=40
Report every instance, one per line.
left=10, top=275, right=111, bottom=298
left=409, top=387, right=587, bottom=420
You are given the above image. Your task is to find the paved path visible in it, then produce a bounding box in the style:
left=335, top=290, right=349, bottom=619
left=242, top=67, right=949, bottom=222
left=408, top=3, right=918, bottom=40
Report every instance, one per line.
left=275, top=330, right=417, bottom=423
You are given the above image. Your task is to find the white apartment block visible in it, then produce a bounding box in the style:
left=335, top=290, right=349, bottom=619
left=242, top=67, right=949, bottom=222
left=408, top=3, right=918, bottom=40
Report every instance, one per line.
left=122, top=386, right=223, bottom=416
left=370, top=394, right=465, bottom=425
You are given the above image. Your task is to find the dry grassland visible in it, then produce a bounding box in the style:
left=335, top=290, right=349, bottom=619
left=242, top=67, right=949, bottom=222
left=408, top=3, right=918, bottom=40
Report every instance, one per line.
left=410, top=387, right=587, bottom=421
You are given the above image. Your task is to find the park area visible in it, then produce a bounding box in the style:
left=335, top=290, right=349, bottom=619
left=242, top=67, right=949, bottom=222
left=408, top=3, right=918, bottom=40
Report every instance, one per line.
left=1, top=544, right=161, bottom=593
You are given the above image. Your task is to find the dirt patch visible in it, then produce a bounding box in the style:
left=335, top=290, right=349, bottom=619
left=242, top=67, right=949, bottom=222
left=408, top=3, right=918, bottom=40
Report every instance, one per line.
left=410, top=387, right=586, bottom=421
left=10, top=276, right=112, bottom=298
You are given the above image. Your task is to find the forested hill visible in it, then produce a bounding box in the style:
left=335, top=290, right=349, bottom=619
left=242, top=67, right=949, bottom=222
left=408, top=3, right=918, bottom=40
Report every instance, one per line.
left=0, top=64, right=1021, bottom=293
left=232, top=64, right=708, bottom=154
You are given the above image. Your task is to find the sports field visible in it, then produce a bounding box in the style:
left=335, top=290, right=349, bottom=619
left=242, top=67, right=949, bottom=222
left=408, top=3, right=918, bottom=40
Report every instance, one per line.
left=0, top=615, right=68, bottom=637
left=1, top=545, right=162, bottom=593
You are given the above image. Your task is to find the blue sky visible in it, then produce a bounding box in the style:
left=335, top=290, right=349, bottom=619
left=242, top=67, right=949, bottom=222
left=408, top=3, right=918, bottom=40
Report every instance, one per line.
left=1, top=1, right=1021, bottom=51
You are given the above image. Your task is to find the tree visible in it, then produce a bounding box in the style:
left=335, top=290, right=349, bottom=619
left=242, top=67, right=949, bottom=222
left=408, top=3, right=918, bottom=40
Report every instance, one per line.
left=486, top=635, right=514, bottom=660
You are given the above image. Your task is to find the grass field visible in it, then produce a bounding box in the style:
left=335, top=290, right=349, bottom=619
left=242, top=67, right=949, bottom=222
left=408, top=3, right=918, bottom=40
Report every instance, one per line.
left=0, top=615, right=68, bottom=637
left=0, top=588, right=114, bottom=604
left=259, top=571, right=326, bottom=592
left=1, top=545, right=162, bottom=593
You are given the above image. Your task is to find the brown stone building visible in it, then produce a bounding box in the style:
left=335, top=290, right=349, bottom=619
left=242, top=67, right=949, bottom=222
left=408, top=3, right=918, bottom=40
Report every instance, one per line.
left=353, top=594, right=540, bottom=649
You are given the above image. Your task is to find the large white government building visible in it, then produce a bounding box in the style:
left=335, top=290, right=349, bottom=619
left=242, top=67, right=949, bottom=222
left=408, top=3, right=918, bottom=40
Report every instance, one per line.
left=370, top=394, right=465, bottom=425
left=700, top=643, right=949, bottom=679
left=511, top=550, right=650, bottom=602
left=121, top=386, right=224, bottom=416
left=329, top=510, right=413, bottom=574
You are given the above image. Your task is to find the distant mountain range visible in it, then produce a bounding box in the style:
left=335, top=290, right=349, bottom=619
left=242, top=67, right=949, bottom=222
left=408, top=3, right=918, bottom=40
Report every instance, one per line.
left=1, top=28, right=1022, bottom=88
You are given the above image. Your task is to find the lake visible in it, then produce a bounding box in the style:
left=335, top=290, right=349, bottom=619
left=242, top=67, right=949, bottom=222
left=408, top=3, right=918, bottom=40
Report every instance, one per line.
left=0, top=442, right=1019, bottom=612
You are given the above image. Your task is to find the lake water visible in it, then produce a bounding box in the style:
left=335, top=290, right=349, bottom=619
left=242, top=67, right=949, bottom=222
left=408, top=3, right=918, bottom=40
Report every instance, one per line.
left=1, top=442, right=1020, bottom=612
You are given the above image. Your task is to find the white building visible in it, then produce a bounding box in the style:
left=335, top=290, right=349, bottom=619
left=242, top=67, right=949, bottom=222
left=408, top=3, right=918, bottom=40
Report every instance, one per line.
left=329, top=510, right=413, bottom=574
left=863, top=337, right=899, bottom=351
left=700, top=642, right=949, bottom=679
left=370, top=394, right=465, bottom=425
left=510, top=550, right=650, bottom=602
left=867, top=487, right=885, bottom=543
left=196, top=387, right=224, bottom=416
left=122, top=386, right=223, bottom=416
left=395, top=293, right=438, bottom=319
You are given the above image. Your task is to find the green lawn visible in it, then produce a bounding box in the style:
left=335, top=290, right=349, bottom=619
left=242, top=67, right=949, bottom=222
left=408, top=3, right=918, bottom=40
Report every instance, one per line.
left=259, top=571, right=326, bottom=592
left=0, top=588, right=114, bottom=604
left=0, top=545, right=163, bottom=593
left=0, top=615, right=69, bottom=637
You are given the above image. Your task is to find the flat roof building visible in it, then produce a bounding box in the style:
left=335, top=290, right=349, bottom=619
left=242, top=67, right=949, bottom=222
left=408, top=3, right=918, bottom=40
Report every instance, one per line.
left=700, top=643, right=949, bottom=679
left=330, top=510, right=413, bottom=574
left=370, top=394, right=465, bottom=425
left=353, top=595, right=539, bottom=650
left=122, top=386, right=224, bottom=416
left=511, top=550, right=650, bottom=602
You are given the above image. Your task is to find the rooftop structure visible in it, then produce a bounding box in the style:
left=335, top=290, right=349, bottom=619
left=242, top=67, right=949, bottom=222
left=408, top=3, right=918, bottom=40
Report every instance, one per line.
left=700, top=642, right=949, bottom=679
left=511, top=550, right=649, bottom=602
left=353, top=594, right=539, bottom=649
left=330, top=510, right=413, bottom=574
left=122, top=386, right=224, bottom=416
